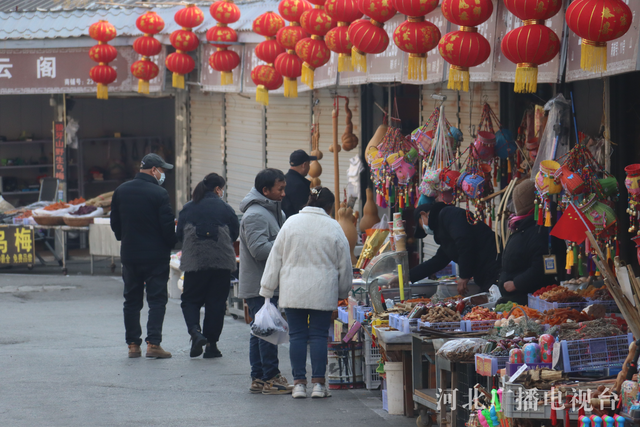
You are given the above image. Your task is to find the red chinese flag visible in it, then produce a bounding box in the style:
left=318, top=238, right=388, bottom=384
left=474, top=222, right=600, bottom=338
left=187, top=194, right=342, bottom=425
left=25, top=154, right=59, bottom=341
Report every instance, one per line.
left=550, top=203, right=595, bottom=244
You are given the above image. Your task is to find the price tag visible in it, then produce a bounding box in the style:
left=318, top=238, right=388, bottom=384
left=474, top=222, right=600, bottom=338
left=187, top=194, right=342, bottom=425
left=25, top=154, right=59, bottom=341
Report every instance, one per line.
left=508, top=363, right=529, bottom=383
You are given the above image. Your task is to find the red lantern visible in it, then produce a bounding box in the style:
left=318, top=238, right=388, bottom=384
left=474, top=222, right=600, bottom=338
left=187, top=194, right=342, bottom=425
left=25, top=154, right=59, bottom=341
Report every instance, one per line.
left=255, top=39, right=286, bottom=64
left=348, top=19, right=390, bottom=71
left=441, top=0, right=493, bottom=27
left=89, top=44, right=117, bottom=64
left=306, top=0, right=326, bottom=6
left=175, top=5, right=205, bottom=29
left=210, top=0, right=241, bottom=24
left=393, top=18, right=440, bottom=80
left=275, top=51, right=303, bottom=97
left=131, top=59, right=159, bottom=82
left=326, top=25, right=353, bottom=71
left=90, top=64, right=117, bottom=99
left=170, top=29, right=200, bottom=52
left=439, top=28, right=491, bottom=91
left=89, top=21, right=116, bottom=43
left=395, top=0, right=438, bottom=20
left=503, top=0, right=562, bottom=21
left=166, top=52, right=195, bottom=88
left=566, top=0, right=632, bottom=73
left=209, top=50, right=241, bottom=85
left=296, top=6, right=335, bottom=87
left=133, top=36, right=162, bottom=57
left=253, top=12, right=286, bottom=37
left=360, top=0, right=396, bottom=24
left=206, top=25, right=238, bottom=48
left=136, top=11, right=165, bottom=34
left=251, top=65, right=283, bottom=106
left=300, top=8, right=334, bottom=36
left=277, top=26, right=308, bottom=49
left=279, top=0, right=312, bottom=24
left=325, top=0, right=362, bottom=23
left=501, top=24, right=560, bottom=93
left=295, top=36, right=332, bottom=88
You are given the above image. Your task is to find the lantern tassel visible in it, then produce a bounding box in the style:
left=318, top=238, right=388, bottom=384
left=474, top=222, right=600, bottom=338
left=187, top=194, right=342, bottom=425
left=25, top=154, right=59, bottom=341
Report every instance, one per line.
left=172, top=72, right=185, bottom=89
left=447, top=66, right=469, bottom=92
left=138, top=79, right=150, bottom=95
left=256, top=85, right=269, bottom=107
left=221, top=72, right=233, bottom=86
left=514, top=65, right=538, bottom=93
left=338, top=53, right=353, bottom=73
left=284, top=78, right=298, bottom=98
left=301, top=63, right=315, bottom=89
left=407, top=55, right=427, bottom=81
left=351, top=47, right=367, bottom=73
left=97, top=83, right=109, bottom=100
left=581, top=40, right=607, bottom=73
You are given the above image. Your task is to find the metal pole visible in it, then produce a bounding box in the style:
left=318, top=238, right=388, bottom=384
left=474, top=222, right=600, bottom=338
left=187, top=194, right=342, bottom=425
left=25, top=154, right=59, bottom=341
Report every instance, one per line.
left=332, top=105, right=339, bottom=214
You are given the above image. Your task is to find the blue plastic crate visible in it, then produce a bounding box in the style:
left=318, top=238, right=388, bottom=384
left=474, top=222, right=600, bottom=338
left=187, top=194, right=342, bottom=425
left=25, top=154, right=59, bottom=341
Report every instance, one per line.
left=465, top=319, right=497, bottom=332
left=561, top=333, right=633, bottom=372
left=417, top=319, right=464, bottom=332
left=527, top=294, right=539, bottom=311
left=338, top=307, right=348, bottom=324
left=355, top=306, right=373, bottom=323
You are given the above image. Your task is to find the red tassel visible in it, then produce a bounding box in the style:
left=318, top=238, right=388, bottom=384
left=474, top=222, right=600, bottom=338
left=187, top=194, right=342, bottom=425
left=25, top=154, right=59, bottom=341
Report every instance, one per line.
left=537, top=206, right=544, bottom=226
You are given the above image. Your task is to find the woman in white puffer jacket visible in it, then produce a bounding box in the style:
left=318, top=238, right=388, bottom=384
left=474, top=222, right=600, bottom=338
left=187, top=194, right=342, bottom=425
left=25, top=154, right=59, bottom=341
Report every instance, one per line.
left=260, top=187, right=352, bottom=399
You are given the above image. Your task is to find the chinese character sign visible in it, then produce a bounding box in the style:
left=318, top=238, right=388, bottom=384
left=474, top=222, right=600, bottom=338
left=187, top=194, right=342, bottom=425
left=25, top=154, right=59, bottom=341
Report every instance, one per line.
left=0, top=227, right=35, bottom=265
left=53, top=121, right=66, bottom=182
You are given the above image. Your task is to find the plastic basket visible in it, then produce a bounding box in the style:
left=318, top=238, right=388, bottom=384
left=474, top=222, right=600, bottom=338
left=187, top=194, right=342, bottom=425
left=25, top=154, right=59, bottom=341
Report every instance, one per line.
left=561, top=333, right=633, bottom=372
left=389, top=313, right=401, bottom=330
left=338, top=307, right=348, bottom=324
left=399, top=316, right=419, bottom=334
left=464, top=319, right=497, bottom=332
left=417, top=319, right=464, bottom=332
left=363, top=331, right=381, bottom=364
left=503, top=382, right=548, bottom=419
left=475, top=354, right=509, bottom=376
left=365, top=363, right=381, bottom=390
left=527, top=294, right=540, bottom=311
left=356, top=306, right=373, bottom=323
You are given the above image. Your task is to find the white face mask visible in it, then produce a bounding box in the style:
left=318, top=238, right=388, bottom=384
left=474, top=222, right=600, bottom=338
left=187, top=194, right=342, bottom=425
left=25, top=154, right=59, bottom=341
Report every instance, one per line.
left=154, top=169, right=165, bottom=186
left=423, top=224, right=434, bottom=236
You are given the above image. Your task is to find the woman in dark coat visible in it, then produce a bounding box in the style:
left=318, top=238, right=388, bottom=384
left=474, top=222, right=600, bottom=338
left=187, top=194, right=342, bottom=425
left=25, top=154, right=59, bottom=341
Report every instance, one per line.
left=176, top=173, right=239, bottom=358
left=497, top=180, right=566, bottom=305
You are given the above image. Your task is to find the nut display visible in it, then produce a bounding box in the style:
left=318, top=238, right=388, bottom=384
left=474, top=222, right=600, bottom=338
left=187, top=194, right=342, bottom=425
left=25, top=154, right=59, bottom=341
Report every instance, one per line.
left=420, top=306, right=461, bottom=323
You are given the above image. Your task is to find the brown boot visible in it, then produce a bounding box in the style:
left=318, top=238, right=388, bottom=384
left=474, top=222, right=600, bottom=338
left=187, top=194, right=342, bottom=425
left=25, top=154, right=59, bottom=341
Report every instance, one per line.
left=128, top=344, right=141, bottom=358
left=145, top=342, right=172, bottom=359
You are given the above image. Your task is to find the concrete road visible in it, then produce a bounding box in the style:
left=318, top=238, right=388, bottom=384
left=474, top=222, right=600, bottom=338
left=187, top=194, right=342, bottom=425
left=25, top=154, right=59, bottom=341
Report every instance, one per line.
left=0, top=273, right=415, bottom=427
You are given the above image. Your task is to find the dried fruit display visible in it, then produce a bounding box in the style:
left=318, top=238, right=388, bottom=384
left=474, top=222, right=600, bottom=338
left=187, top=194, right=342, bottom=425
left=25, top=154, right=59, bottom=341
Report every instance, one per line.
left=539, top=308, right=593, bottom=326
left=463, top=306, right=498, bottom=321
left=43, top=202, right=70, bottom=211
left=539, top=287, right=586, bottom=303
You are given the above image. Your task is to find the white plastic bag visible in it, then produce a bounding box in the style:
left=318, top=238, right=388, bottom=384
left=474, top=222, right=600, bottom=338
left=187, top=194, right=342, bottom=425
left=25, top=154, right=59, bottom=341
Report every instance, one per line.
left=250, top=298, right=289, bottom=345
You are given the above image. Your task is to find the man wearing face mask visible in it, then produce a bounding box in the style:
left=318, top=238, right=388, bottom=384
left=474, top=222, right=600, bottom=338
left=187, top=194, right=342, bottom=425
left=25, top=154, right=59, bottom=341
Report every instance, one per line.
left=110, top=153, right=177, bottom=359
left=411, top=202, right=501, bottom=296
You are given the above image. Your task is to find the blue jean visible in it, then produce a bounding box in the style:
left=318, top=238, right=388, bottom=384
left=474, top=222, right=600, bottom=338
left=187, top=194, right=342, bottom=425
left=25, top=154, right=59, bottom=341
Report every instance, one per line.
left=246, top=296, right=280, bottom=381
left=284, top=308, right=333, bottom=384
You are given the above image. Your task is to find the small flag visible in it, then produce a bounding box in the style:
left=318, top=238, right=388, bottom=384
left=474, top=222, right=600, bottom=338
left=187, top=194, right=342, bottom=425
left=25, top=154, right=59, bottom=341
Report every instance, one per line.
left=550, top=203, right=595, bottom=244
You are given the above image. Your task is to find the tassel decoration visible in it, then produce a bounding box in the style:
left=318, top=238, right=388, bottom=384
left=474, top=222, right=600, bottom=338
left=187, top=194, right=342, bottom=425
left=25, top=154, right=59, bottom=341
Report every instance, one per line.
left=581, top=40, right=607, bottom=73
left=256, top=85, right=269, bottom=106
left=351, top=47, right=367, bottom=73
left=137, top=80, right=150, bottom=95
left=301, top=63, right=315, bottom=90
left=565, top=248, right=573, bottom=273
left=578, top=252, right=586, bottom=276
left=447, top=66, right=469, bottom=92
left=408, top=54, right=427, bottom=81
left=544, top=208, right=551, bottom=227
left=534, top=199, right=539, bottom=221
left=514, top=64, right=538, bottom=94
left=284, top=78, right=297, bottom=98
left=221, top=71, right=233, bottom=86
left=97, top=83, right=109, bottom=100
left=338, top=53, right=354, bottom=73
left=172, top=72, right=185, bottom=90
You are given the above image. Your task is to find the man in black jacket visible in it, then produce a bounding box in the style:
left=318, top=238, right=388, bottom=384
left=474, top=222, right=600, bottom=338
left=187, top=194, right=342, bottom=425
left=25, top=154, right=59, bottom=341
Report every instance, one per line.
left=110, top=153, right=177, bottom=359
left=281, top=150, right=316, bottom=218
left=411, top=203, right=501, bottom=295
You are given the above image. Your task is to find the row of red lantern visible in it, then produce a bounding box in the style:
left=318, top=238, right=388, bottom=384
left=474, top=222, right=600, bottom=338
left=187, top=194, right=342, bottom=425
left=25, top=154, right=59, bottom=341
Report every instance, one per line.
left=88, top=21, right=117, bottom=100
left=131, top=12, right=164, bottom=94
left=207, top=0, right=242, bottom=85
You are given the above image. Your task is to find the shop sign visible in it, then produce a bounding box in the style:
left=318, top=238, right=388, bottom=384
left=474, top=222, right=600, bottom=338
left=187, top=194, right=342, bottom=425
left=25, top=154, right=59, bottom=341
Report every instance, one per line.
left=0, top=46, right=166, bottom=95
left=200, top=44, right=243, bottom=93
left=0, top=226, right=35, bottom=266
left=565, top=0, right=639, bottom=82
left=492, top=2, right=565, bottom=84
left=53, top=121, right=66, bottom=182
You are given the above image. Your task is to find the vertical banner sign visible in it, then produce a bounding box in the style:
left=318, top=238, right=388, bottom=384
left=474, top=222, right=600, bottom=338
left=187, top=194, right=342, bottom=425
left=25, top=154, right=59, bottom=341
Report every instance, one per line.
left=53, top=121, right=65, bottom=182
left=0, top=226, right=35, bottom=265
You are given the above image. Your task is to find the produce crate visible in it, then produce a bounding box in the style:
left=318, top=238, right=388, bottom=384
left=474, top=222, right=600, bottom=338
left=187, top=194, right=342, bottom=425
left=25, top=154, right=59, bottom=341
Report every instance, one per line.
left=527, top=294, right=540, bottom=310
left=503, top=382, right=548, bottom=419
left=464, top=319, right=497, bottom=332
left=338, top=307, right=348, bottom=324
left=474, top=354, right=508, bottom=376
left=363, top=330, right=381, bottom=364
left=561, top=333, right=633, bottom=372
left=355, top=306, right=373, bottom=323
left=365, top=363, right=381, bottom=390
left=455, top=362, right=483, bottom=427
left=399, top=316, right=419, bottom=334
left=417, top=319, right=465, bottom=332
left=389, top=313, right=401, bottom=330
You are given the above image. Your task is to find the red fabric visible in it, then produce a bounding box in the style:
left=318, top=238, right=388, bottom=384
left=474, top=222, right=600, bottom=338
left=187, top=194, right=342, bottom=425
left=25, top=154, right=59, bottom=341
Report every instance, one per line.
left=251, top=65, right=284, bottom=90
left=210, top=0, right=241, bottom=25
left=89, top=64, right=117, bottom=85
left=326, top=26, right=353, bottom=54
left=274, top=51, right=304, bottom=79
left=395, top=0, right=438, bottom=18
left=89, top=21, right=116, bottom=43
left=206, top=26, right=238, bottom=48
left=175, top=5, right=205, bottom=29
left=295, top=37, right=332, bottom=68
left=348, top=19, right=390, bottom=54
left=442, top=0, right=493, bottom=26
left=501, top=24, right=560, bottom=66
left=131, top=59, right=159, bottom=81
left=170, top=29, right=200, bottom=53
left=133, top=36, right=162, bottom=57
left=209, top=50, right=241, bottom=73
left=503, top=0, right=562, bottom=21
left=566, top=0, right=632, bottom=43
left=360, top=0, right=397, bottom=23
left=136, top=12, right=165, bottom=35
left=325, top=0, right=363, bottom=23
left=300, top=8, right=335, bottom=36
left=277, top=26, right=308, bottom=50
left=89, top=44, right=117, bottom=63
left=393, top=20, right=440, bottom=55
left=255, top=39, right=286, bottom=64
left=253, top=12, right=285, bottom=37
left=165, top=52, right=195, bottom=75
left=438, top=29, right=491, bottom=68
left=550, top=204, right=595, bottom=244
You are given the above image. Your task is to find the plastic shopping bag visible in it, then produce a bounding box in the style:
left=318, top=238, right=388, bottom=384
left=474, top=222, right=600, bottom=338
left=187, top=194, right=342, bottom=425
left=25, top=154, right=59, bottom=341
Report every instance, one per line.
left=250, top=298, right=289, bottom=345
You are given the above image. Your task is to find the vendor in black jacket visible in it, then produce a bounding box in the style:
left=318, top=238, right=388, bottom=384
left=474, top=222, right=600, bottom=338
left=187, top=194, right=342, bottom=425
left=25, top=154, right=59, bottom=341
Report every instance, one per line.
left=281, top=150, right=316, bottom=218
left=497, top=180, right=566, bottom=305
left=110, top=153, right=177, bottom=359
left=411, top=203, right=501, bottom=295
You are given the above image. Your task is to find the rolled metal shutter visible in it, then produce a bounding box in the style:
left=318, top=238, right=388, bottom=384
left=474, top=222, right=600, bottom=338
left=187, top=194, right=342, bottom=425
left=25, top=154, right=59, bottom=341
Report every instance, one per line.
left=265, top=93, right=312, bottom=173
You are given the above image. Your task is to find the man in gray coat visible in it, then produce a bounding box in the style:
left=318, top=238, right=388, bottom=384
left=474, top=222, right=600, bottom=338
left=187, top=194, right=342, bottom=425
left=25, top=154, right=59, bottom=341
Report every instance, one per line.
left=239, top=168, right=293, bottom=395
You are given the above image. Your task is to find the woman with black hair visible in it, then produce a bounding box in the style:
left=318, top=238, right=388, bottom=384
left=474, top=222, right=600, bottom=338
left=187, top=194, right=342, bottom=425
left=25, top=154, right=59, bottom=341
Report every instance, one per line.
left=176, top=173, right=239, bottom=358
left=260, top=187, right=352, bottom=399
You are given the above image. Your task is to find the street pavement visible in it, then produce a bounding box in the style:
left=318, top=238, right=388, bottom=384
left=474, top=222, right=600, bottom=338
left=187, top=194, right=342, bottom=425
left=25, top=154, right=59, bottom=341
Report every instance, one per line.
left=0, top=273, right=416, bottom=427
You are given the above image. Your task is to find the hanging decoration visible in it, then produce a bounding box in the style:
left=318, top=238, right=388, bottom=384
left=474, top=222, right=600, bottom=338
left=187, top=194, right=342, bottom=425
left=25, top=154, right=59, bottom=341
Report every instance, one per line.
left=348, top=0, right=396, bottom=73
left=131, top=12, right=164, bottom=95
left=88, top=20, right=117, bottom=100
left=206, top=0, right=242, bottom=85
left=626, top=164, right=640, bottom=235
left=275, top=0, right=311, bottom=97
left=325, top=0, right=362, bottom=72
left=297, top=1, right=333, bottom=89
left=438, top=0, right=493, bottom=92
left=252, top=12, right=286, bottom=106
left=393, top=0, right=439, bottom=81
left=166, top=5, right=204, bottom=89
left=500, top=0, right=562, bottom=93
left=566, top=0, right=632, bottom=73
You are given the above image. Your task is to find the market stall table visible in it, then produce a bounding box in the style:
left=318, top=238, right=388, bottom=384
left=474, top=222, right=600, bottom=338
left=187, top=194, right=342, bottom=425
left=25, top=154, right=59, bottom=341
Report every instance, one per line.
left=374, top=327, right=414, bottom=417
left=36, top=224, right=90, bottom=274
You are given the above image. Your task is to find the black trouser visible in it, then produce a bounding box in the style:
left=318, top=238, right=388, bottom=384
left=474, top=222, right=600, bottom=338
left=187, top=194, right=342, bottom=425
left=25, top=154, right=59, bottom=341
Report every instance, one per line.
left=180, top=269, right=231, bottom=344
left=122, top=262, right=170, bottom=346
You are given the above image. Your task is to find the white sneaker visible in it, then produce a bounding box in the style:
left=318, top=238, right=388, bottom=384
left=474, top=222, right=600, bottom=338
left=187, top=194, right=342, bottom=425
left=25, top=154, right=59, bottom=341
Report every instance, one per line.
left=292, top=383, right=307, bottom=399
left=311, top=383, right=331, bottom=398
